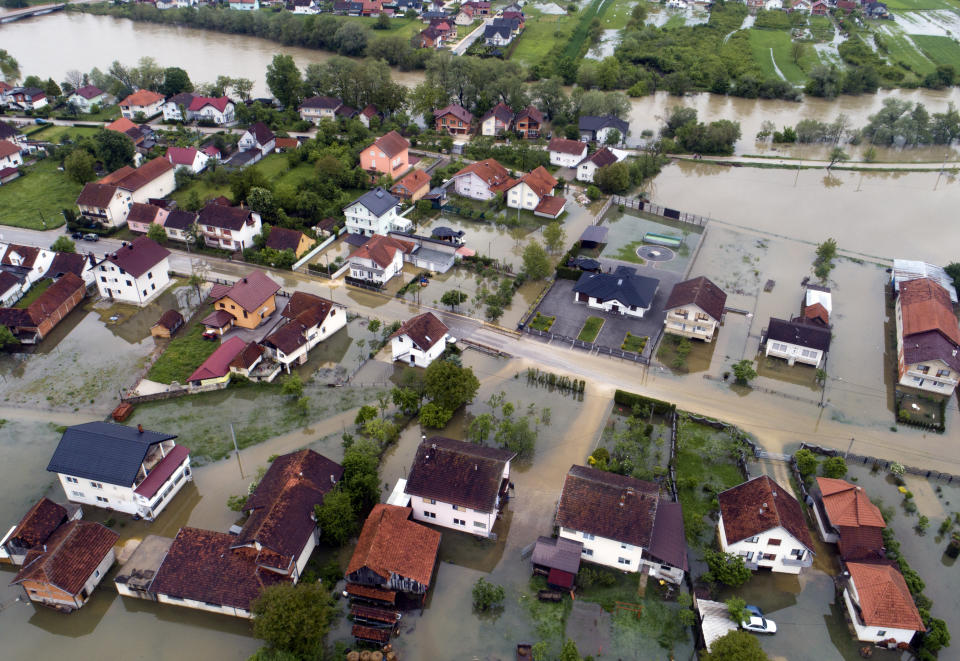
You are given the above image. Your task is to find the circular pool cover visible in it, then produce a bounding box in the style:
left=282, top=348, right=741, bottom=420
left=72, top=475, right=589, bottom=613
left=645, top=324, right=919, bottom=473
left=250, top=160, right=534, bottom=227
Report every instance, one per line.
left=636, top=245, right=675, bottom=262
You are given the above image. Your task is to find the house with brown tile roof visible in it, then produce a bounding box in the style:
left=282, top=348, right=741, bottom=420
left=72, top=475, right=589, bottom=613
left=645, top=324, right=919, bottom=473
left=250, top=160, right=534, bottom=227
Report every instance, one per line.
left=717, top=475, right=814, bottom=574
left=843, top=562, right=925, bottom=645
left=119, top=89, right=165, bottom=119
left=389, top=311, right=452, bottom=368
left=555, top=464, right=688, bottom=583
left=150, top=309, right=184, bottom=339
left=513, top=105, right=543, bottom=139
left=345, top=504, right=441, bottom=608
left=262, top=292, right=346, bottom=371
left=347, top=234, right=415, bottom=285
left=403, top=437, right=514, bottom=536
left=449, top=158, right=516, bottom=201
left=0, top=272, right=87, bottom=344
left=360, top=130, right=410, bottom=179
left=187, top=336, right=247, bottom=386
left=433, top=104, right=473, bottom=135
left=812, top=477, right=885, bottom=561
left=97, top=157, right=176, bottom=209
left=663, top=276, right=728, bottom=343
left=479, top=102, right=514, bottom=137
left=391, top=169, right=431, bottom=202
left=95, top=237, right=171, bottom=306
left=576, top=147, right=624, bottom=183
left=1, top=497, right=77, bottom=566
left=895, top=277, right=960, bottom=396
left=10, top=520, right=118, bottom=611
left=197, top=203, right=263, bottom=251
left=505, top=166, right=566, bottom=219
left=547, top=138, right=587, bottom=167
left=209, top=270, right=280, bottom=330
left=45, top=251, right=96, bottom=286
left=264, top=227, right=315, bottom=258
left=126, top=202, right=169, bottom=235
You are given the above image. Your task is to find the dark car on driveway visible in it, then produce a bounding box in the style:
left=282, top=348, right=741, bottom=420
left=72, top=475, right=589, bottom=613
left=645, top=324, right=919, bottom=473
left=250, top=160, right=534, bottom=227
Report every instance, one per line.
left=71, top=231, right=84, bottom=240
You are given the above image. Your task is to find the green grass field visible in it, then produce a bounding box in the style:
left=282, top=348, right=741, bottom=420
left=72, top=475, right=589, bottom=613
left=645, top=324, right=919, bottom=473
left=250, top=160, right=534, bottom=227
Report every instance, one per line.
left=883, top=0, right=957, bottom=9
left=341, top=15, right=423, bottom=40
left=577, top=316, right=605, bottom=342
left=510, top=8, right=574, bottom=65
left=912, top=34, right=960, bottom=69
left=23, top=125, right=102, bottom=143
left=0, top=157, right=79, bottom=230
left=171, top=153, right=316, bottom=207
left=601, top=0, right=635, bottom=29
left=807, top=15, right=835, bottom=42
left=147, top=313, right=219, bottom=384
left=748, top=29, right=808, bottom=84
left=662, top=13, right=687, bottom=29
left=878, top=27, right=937, bottom=75
left=14, top=278, right=52, bottom=308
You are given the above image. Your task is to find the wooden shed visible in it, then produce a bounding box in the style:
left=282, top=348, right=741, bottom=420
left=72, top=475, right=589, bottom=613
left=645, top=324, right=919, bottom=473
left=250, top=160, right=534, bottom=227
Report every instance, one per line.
left=151, top=309, right=184, bottom=339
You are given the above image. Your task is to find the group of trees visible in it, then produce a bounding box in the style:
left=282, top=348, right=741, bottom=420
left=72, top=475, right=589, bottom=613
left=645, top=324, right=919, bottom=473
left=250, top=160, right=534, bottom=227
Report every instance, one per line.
left=61, top=130, right=136, bottom=184
left=314, top=437, right=381, bottom=546
left=467, top=391, right=550, bottom=459
left=589, top=403, right=665, bottom=481
left=861, top=99, right=960, bottom=147
left=660, top=106, right=741, bottom=156
left=418, top=358, right=481, bottom=429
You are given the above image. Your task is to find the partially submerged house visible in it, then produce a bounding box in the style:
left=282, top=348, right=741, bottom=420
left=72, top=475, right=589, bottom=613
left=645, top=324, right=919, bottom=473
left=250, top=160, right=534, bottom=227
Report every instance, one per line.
left=95, top=237, right=172, bottom=306
left=262, top=292, right=347, bottom=371
left=347, top=234, right=415, bottom=285
left=505, top=166, right=565, bottom=219
left=360, top=130, right=410, bottom=179
left=390, top=311, right=453, bottom=368
left=187, top=336, right=247, bottom=388
left=345, top=504, right=442, bottom=609
left=717, top=475, right=814, bottom=574
left=663, top=276, right=727, bottom=342
left=895, top=277, right=960, bottom=396
left=0, top=497, right=80, bottom=566
left=555, top=465, right=688, bottom=584
left=449, top=158, right=516, bottom=201
left=264, top=227, right=315, bottom=258
left=46, top=422, right=192, bottom=521
left=842, top=562, right=924, bottom=646
left=402, top=437, right=515, bottom=537
left=343, top=186, right=411, bottom=236
left=0, top=272, right=87, bottom=344
left=573, top=266, right=659, bottom=319
left=530, top=536, right=583, bottom=591
left=548, top=138, right=587, bottom=168
left=811, top=477, right=886, bottom=561
left=762, top=317, right=831, bottom=368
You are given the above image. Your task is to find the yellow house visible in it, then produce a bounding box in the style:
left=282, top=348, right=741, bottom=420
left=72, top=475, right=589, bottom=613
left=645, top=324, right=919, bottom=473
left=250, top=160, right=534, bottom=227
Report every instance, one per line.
left=209, top=271, right=280, bottom=330
left=265, top=227, right=316, bottom=259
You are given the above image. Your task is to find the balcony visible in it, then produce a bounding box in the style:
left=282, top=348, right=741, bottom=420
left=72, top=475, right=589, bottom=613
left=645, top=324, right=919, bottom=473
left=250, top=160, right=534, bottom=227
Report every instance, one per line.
left=781, top=554, right=814, bottom=568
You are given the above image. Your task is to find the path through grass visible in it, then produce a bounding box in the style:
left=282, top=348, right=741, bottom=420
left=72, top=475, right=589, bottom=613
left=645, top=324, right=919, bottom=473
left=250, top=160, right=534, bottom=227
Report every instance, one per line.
left=748, top=29, right=808, bottom=84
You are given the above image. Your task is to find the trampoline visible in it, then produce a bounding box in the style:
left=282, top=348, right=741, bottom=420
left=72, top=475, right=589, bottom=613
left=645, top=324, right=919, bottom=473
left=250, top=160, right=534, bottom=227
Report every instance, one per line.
left=636, top=245, right=675, bottom=262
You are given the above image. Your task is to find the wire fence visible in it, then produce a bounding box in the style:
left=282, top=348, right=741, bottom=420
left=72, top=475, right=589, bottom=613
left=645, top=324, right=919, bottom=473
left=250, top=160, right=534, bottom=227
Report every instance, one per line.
left=522, top=327, right=649, bottom=364
left=612, top=195, right=709, bottom=227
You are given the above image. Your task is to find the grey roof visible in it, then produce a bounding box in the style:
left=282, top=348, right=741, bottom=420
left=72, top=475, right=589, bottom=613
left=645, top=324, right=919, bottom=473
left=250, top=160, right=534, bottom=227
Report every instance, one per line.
left=568, top=257, right=601, bottom=271
left=573, top=266, right=659, bottom=309
left=164, top=209, right=197, bottom=231
left=347, top=186, right=399, bottom=217
left=579, top=225, right=608, bottom=244
left=430, top=226, right=464, bottom=239
left=766, top=317, right=831, bottom=353
left=485, top=25, right=512, bottom=39
left=531, top=536, right=582, bottom=574
left=46, top=422, right=177, bottom=487
left=578, top=115, right=629, bottom=134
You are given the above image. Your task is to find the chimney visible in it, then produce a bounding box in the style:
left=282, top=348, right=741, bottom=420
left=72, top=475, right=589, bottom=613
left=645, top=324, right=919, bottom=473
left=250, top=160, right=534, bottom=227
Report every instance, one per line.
left=137, top=424, right=144, bottom=434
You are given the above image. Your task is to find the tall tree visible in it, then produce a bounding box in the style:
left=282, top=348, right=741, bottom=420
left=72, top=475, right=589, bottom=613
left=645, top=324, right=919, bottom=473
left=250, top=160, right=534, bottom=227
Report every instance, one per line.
left=64, top=149, right=96, bottom=185
left=543, top=221, right=566, bottom=254
left=266, top=54, right=303, bottom=109
left=231, top=77, right=254, bottom=101
left=522, top=241, right=551, bottom=280
left=94, top=131, right=135, bottom=171
left=703, top=631, right=769, bottom=661
left=424, top=360, right=480, bottom=412
left=251, top=583, right=337, bottom=659
left=161, top=67, right=194, bottom=97
left=0, top=49, right=20, bottom=83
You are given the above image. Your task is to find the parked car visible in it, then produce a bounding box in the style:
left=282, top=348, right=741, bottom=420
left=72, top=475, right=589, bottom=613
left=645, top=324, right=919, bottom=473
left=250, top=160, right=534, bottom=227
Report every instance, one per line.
left=82, top=233, right=100, bottom=242
left=71, top=231, right=84, bottom=240
left=741, top=605, right=777, bottom=634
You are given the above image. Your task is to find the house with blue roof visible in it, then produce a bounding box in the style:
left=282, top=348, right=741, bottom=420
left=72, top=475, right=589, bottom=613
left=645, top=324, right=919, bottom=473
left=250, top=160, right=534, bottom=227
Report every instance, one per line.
left=572, top=266, right=659, bottom=318
left=343, top=186, right=412, bottom=237
left=47, top=422, right=192, bottom=521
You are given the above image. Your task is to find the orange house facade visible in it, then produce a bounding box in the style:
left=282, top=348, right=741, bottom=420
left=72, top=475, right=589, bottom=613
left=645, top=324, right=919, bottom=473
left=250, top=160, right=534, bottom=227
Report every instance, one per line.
left=209, top=271, right=281, bottom=331
left=359, top=131, right=410, bottom=179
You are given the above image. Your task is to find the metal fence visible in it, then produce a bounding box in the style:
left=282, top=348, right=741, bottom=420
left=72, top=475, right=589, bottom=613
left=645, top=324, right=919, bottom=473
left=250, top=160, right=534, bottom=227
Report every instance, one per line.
left=522, top=327, right=649, bottom=364
left=799, top=443, right=960, bottom=485
left=611, top=195, right=709, bottom=227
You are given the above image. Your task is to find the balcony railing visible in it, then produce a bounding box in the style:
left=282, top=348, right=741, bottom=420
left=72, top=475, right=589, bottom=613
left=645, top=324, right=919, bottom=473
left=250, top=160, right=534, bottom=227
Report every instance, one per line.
left=781, top=555, right=814, bottom=568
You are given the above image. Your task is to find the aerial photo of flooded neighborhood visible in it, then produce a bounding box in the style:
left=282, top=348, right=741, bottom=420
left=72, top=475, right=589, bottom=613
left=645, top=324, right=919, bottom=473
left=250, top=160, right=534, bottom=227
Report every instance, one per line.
left=2, top=0, right=960, bottom=659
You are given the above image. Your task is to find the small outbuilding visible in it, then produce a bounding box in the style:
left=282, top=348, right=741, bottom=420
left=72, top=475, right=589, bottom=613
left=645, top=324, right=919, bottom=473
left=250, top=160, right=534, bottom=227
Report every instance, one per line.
left=150, top=309, right=184, bottom=339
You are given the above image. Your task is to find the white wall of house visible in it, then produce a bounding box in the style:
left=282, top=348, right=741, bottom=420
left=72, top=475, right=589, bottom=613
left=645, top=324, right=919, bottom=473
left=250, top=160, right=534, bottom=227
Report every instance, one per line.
left=0, top=148, right=23, bottom=169
left=452, top=172, right=497, bottom=201
left=57, top=457, right=189, bottom=521
left=156, top=593, right=251, bottom=618
left=200, top=215, right=262, bottom=251
left=190, top=103, right=235, bottom=125
left=506, top=181, right=541, bottom=211
left=228, top=0, right=259, bottom=9
left=271, top=306, right=347, bottom=368
left=480, top=116, right=509, bottom=136
left=95, top=256, right=172, bottom=306
left=593, top=126, right=623, bottom=144
left=409, top=494, right=497, bottom=536
left=842, top=588, right=917, bottom=645
left=162, top=101, right=187, bottom=122
left=344, top=202, right=399, bottom=236
left=121, top=100, right=164, bottom=120
left=765, top=339, right=823, bottom=368
left=172, top=151, right=209, bottom=174
left=68, top=93, right=106, bottom=113
left=550, top=147, right=586, bottom=168
left=575, top=292, right=647, bottom=318
left=349, top=251, right=403, bottom=284
left=391, top=332, right=449, bottom=368
left=717, top=517, right=811, bottom=575
left=238, top=132, right=275, bottom=157
left=895, top=300, right=959, bottom=395
left=299, top=107, right=336, bottom=124
left=576, top=160, right=599, bottom=183
left=558, top=526, right=645, bottom=572
left=128, top=168, right=176, bottom=205
left=664, top=305, right=719, bottom=342
left=1, top=246, right=54, bottom=286
left=79, top=189, right=132, bottom=228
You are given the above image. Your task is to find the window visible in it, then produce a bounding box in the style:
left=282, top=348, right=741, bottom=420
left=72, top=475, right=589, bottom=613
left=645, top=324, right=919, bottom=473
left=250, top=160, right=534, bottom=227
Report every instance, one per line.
left=918, top=365, right=930, bottom=374
left=94, top=570, right=100, bottom=578
left=151, top=283, right=156, bottom=291
left=452, top=504, right=464, bottom=511
left=767, top=538, right=781, bottom=546
left=761, top=553, right=777, bottom=561
left=582, top=532, right=595, bottom=540
left=66, top=476, right=79, bottom=484
left=148, top=272, right=153, bottom=279
left=424, top=497, right=436, bottom=505
left=473, top=521, right=487, bottom=529
left=126, top=280, right=132, bottom=287
left=453, top=518, right=465, bottom=526
left=744, top=536, right=760, bottom=543
left=620, top=543, right=631, bottom=550
left=96, top=496, right=109, bottom=503
left=617, top=557, right=631, bottom=565
left=790, top=549, right=805, bottom=559
left=582, top=548, right=594, bottom=556
left=937, top=369, right=950, bottom=377
left=100, top=276, right=106, bottom=283
left=90, top=482, right=103, bottom=489
left=739, top=551, right=754, bottom=561
left=423, top=511, right=436, bottom=519
left=877, top=630, right=887, bottom=637
left=71, top=491, right=84, bottom=498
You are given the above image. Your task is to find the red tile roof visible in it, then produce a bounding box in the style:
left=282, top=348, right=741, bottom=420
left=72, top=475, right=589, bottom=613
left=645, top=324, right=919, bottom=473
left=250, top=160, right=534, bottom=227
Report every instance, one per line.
left=265, top=292, right=337, bottom=354
left=392, top=169, right=431, bottom=196
left=187, top=96, right=231, bottom=113
left=0, top=140, right=20, bottom=159
left=1, top=244, right=40, bottom=268
left=8, top=498, right=68, bottom=550
left=0, top=273, right=86, bottom=330
left=453, top=158, right=516, bottom=193
left=11, top=520, right=118, bottom=596
left=548, top=137, right=587, bottom=156
left=345, top=582, right=396, bottom=603
left=718, top=476, right=814, bottom=550
left=534, top=195, right=566, bottom=218
left=584, top=147, right=618, bottom=168
left=664, top=276, right=728, bottom=322
left=153, top=309, right=184, bottom=332
left=433, top=103, right=473, bottom=124
left=817, top=477, right=886, bottom=528
left=166, top=147, right=200, bottom=166
left=76, top=182, right=118, bottom=208
left=212, top=271, right=280, bottom=312
left=390, top=311, right=449, bottom=352
left=556, top=464, right=661, bottom=548
left=847, top=562, right=925, bottom=631
left=102, top=237, right=170, bottom=278
left=347, top=505, right=441, bottom=588
left=230, top=341, right=264, bottom=370
left=405, top=436, right=515, bottom=513
left=899, top=277, right=960, bottom=345
left=371, top=130, right=410, bottom=158
left=126, top=202, right=163, bottom=225
left=349, top=234, right=415, bottom=269
left=151, top=527, right=289, bottom=611
left=120, top=89, right=164, bottom=108
left=804, top=302, right=830, bottom=326
left=198, top=203, right=258, bottom=231
left=106, top=117, right=138, bottom=134
left=134, top=444, right=190, bottom=498
left=265, top=227, right=308, bottom=253
left=515, top=105, right=543, bottom=125
left=99, top=158, right=173, bottom=193
left=187, top=336, right=246, bottom=382
left=235, top=449, right=343, bottom=563
left=519, top=166, right=558, bottom=198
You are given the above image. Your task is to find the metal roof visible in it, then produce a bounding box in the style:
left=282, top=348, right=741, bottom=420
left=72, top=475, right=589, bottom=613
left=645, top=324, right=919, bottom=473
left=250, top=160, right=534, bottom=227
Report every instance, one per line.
left=892, top=259, right=958, bottom=303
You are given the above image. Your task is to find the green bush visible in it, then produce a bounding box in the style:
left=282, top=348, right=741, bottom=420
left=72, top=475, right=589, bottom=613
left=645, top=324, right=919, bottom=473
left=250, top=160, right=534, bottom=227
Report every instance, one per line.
left=613, top=390, right=675, bottom=416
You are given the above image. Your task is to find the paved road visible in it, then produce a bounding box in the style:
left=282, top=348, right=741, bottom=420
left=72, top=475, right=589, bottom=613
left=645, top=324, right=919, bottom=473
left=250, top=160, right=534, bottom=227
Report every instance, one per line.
left=3, top=224, right=958, bottom=472
left=451, top=18, right=492, bottom=56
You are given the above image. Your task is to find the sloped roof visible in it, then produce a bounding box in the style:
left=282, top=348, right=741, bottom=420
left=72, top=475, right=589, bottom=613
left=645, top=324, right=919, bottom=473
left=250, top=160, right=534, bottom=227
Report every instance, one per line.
left=187, top=336, right=246, bottom=382
left=531, top=536, right=582, bottom=574
left=433, top=103, right=473, bottom=123
left=0, top=140, right=20, bottom=159
left=0, top=122, right=21, bottom=141
left=817, top=478, right=885, bottom=528
left=899, top=277, right=960, bottom=345
left=265, top=227, right=308, bottom=253
left=126, top=202, right=163, bottom=225
left=584, top=147, right=618, bottom=168
left=405, top=437, right=515, bottom=513
left=265, top=293, right=337, bottom=354
left=0, top=273, right=85, bottom=330
left=519, top=166, right=558, bottom=198
left=187, top=96, right=231, bottom=113
left=166, top=146, right=200, bottom=166
left=212, top=271, right=280, bottom=312
left=46, top=421, right=177, bottom=486
left=718, top=475, right=814, bottom=550
left=300, top=95, right=342, bottom=110
left=197, top=203, right=256, bottom=231
left=150, top=527, right=289, bottom=611
left=101, top=237, right=170, bottom=278
left=390, top=311, right=449, bottom=352
left=245, top=121, right=275, bottom=146
left=371, top=130, right=410, bottom=158
left=347, top=186, right=400, bottom=217
left=664, top=276, right=727, bottom=322
left=766, top=317, right=831, bottom=352
left=11, top=520, right=118, bottom=595
left=236, top=449, right=343, bottom=562
left=847, top=562, right=925, bottom=631
left=556, top=464, right=660, bottom=548
left=803, top=302, right=830, bottom=326
left=548, top=138, right=587, bottom=156
left=648, top=501, right=689, bottom=571
left=393, top=169, right=431, bottom=195
left=0, top=270, right=22, bottom=295
left=452, top=158, right=516, bottom=193
left=120, top=89, right=164, bottom=107
left=579, top=225, right=608, bottom=244
left=134, top=444, right=190, bottom=498
left=202, top=309, right=234, bottom=329
left=534, top=195, right=566, bottom=217
left=349, top=234, right=414, bottom=269
left=479, top=102, right=513, bottom=125
left=892, top=259, right=958, bottom=303
left=8, top=497, right=68, bottom=550
left=573, top=266, right=659, bottom=309
left=515, top=105, right=543, bottom=124
left=72, top=85, right=104, bottom=100
left=903, top=330, right=960, bottom=373
left=163, top=210, right=197, bottom=231
left=153, top=309, right=184, bottom=331
left=578, top=115, right=629, bottom=134
left=76, top=183, right=118, bottom=208
left=99, top=157, right=173, bottom=192
left=1, top=244, right=40, bottom=268
left=231, top=341, right=264, bottom=370
left=45, top=252, right=91, bottom=280
left=347, top=504, right=441, bottom=588
left=105, top=117, right=138, bottom=135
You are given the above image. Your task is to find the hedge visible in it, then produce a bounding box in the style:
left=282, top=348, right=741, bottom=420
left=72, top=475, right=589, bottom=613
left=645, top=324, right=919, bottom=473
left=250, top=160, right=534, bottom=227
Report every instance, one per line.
left=613, top=389, right=676, bottom=416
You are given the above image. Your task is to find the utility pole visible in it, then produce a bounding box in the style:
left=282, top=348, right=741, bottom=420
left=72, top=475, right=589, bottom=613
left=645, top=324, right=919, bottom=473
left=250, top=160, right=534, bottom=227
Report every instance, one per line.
left=844, top=437, right=854, bottom=459
left=230, top=423, right=244, bottom=478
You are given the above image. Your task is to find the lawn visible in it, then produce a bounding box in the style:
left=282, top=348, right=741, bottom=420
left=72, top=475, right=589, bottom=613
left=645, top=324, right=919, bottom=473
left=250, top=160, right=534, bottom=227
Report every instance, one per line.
left=912, top=34, right=960, bottom=69
left=883, top=0, right=957, bottom=8
left=602, top=0, right=636, bottom=29
left=564, top=0, right=617, bottom=58
left=674, top=415, right=746, bottom=547
left=24, top=124, right=102, bottom=143
left=171, top=153, right=317, bottom=207
left=877, top=25, right=937, bottom=75
left=146, top=312, right=219, bottom=385
left=611, top=240, right=647, bottom=265
left=529, top=312, right=556, bottom=331
left=340, top=15, right=423, bottom=40
left=662, top=13, right=687, bottom=29
left=807, top=15, right=835, bottom=42
left=577, top=316, right=605, bottom=342
left=748, top=29, right=808, bottom=84
left=14, top=278, right=52, bottom=308
left=621, top=332, right=647, bottom=353
left=0, top=157, right=80, bottom=229
left=510, top=9, right=575, bottom=66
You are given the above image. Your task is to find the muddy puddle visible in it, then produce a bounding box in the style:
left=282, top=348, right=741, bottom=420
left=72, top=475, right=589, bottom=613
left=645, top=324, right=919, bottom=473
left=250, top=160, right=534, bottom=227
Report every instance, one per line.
left=92, top=280, right=204, bottom=345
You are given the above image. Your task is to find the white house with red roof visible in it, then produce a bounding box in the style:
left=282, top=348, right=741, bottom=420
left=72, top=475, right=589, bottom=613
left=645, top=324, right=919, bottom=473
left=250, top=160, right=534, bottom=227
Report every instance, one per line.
left=0, top=140, right=23, bottom=170
left=166, top=146, right=209, bottom=174
left=390, top=312, right=452, bottom=367
left=548, top=138, right=587, bottom=168
left=348, top=234, right=414, bottom=285
left=843, top=562, right=925, bottom=645
left=95, top=236, right=172, bottom=306
left=187, top=96, right=235, bottom=124
left=119, top=89, right=165, bottom=119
